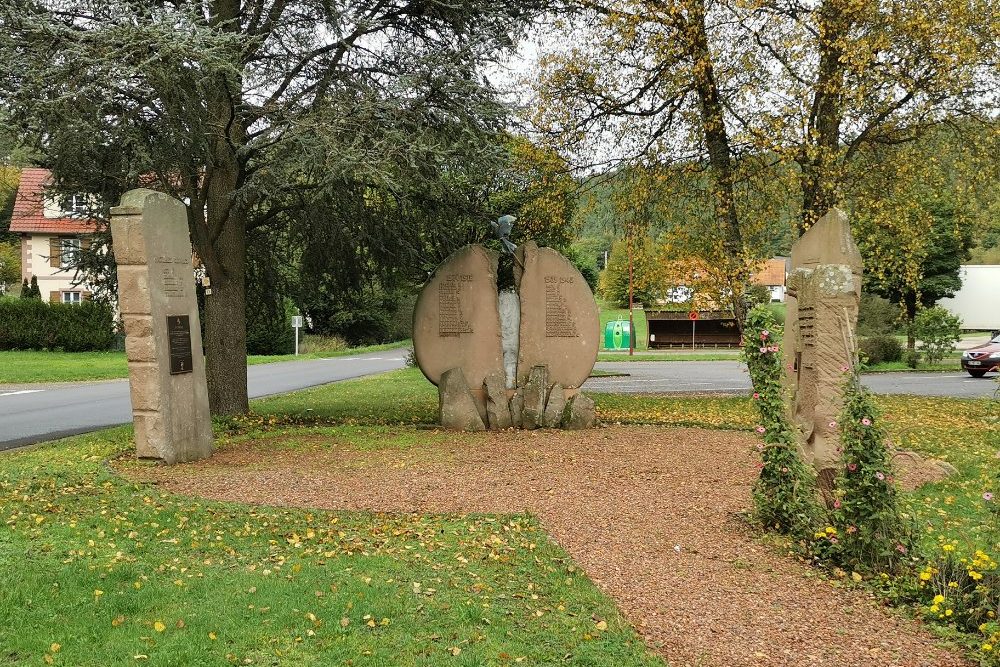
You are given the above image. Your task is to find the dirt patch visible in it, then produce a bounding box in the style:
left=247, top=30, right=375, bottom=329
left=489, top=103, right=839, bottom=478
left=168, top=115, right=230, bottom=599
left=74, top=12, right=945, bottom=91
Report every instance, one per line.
left=122, top=426, right=968, bottom=667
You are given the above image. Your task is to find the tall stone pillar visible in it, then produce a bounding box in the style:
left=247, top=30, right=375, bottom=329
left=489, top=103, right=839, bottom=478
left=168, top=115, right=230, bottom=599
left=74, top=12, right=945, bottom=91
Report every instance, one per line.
left=111, top=189, right=213, bottom=464
left=783, top=208, right=863, bottom=493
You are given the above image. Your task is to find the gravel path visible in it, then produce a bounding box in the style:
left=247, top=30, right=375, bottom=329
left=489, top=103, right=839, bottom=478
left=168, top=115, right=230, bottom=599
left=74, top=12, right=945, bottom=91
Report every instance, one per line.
left=128, top=426, right=969, bottom=667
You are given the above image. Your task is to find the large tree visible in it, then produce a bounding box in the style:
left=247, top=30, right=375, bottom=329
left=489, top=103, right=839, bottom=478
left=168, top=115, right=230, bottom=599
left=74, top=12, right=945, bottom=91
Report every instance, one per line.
left=531, top=0, right=997, bottom=319
left=1, top=0, right=551, bottom=414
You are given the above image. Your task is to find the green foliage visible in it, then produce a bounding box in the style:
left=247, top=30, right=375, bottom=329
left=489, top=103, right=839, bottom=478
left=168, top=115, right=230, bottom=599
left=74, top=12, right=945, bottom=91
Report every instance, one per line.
left=0, top=298, right=114, bottom=351
left=564, top=244, right=600, bottom=291
left=20, top=275, right=40, bottom=299
left=816, top=377, right=915, bottom=573
left=858, top=293, right=902, bottom=337
left=0, top=241, right=19, bottom=286
left=599, top=238, right=661, bottom=308
left=902, top=349, right=921, bottom=368
left=741, top=306, right=818, bottom=536
left=912, top=306, right=962, bottom=364
left=859, top=335, right=904, bottom=365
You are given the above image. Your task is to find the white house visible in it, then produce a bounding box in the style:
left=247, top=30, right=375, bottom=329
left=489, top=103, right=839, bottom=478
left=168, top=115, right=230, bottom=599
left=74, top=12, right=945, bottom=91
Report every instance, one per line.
left=9, top=168, right=98, bottom=303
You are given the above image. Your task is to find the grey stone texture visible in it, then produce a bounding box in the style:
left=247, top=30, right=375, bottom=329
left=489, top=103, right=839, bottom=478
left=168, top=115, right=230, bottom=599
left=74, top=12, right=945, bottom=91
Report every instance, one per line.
left=541, top=383, right=566, bottom=428
left=110, top=189, right=213, bottom=464
left=439, top=368, right=486, bottom=431
left=514, top=241, right=600, bottom=389
left=563, top=393, right=597, bottom=430
left=783, top=208, right=863, bottom=488
left=483, top=370, right=513, bottom=430
left=520, top=365, right=549, bottom=429
left=498, top=290, right=520, bottom=389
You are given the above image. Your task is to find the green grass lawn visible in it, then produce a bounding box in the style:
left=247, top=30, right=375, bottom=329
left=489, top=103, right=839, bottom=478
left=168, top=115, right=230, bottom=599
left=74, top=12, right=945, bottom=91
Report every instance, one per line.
left=1, top=368, right=997, bottom=665
left=0, top=342, right=408, bottom=384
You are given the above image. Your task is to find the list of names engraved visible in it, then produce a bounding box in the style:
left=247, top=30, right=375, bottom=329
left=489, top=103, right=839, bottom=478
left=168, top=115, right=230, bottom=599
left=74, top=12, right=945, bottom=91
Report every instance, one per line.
left=545, top=275, right=578, bottom=337
left=438, top=274, right=474, bottom=336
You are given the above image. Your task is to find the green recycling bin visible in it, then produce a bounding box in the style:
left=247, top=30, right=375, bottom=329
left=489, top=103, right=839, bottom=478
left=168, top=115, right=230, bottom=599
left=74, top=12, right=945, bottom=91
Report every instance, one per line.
left=603, top=319, right=631, bottom=350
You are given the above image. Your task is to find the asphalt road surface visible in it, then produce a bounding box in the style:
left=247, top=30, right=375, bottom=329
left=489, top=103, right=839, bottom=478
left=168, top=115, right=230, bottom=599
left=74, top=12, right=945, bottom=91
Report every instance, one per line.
left=584, top=361, right=998, bottom=399
left=2, top=357, right=994, bottom=452
left=0, top=351, right=407, bottom=451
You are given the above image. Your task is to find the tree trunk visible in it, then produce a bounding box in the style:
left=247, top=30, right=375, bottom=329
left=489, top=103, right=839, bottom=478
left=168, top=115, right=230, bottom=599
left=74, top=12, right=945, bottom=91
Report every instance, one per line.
left=799, top=0, right=849, bottom=234
left=684, top=0, right=747, bottom=328
left=904, top=290, right=917, bottom=350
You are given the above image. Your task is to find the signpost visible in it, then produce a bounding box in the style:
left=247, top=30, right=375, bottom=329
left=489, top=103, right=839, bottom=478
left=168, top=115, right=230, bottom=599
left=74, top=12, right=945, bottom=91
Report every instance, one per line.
left=688, top=310, right=699, bottom=349
left=291, top=315, right=303, bottom=356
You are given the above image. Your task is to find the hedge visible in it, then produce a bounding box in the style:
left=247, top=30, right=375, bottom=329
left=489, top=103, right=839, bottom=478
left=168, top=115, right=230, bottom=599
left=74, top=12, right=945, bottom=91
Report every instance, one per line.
left=0, top=298, right=116, bottom=351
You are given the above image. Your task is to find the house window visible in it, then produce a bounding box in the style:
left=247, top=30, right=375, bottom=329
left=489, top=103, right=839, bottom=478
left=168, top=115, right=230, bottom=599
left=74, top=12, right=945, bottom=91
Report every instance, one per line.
left=60, top=194, right=88, bottom=215
left=61, top=291, right=81, bottom=304
left=59, top=237, right=81, bottom=269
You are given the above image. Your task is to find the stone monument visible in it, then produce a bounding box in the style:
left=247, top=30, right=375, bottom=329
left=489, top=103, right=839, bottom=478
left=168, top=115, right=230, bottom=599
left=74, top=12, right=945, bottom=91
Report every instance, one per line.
left=413, top=241, right=599, bottom=431
left=111, top=189, right=213, bottom=464
left=783, top=208, right=862, bottom=492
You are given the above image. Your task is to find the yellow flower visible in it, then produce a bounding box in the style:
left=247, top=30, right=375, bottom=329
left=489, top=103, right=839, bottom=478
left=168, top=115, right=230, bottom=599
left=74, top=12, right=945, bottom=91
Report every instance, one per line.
left=983, top=644, right=993, bottom=652
left=948, top=581, right=959, bottom=588
left=933, top=594, right=945, bottom=604
left=930, top=605, right=940, bottom=613
left=825, top=526, right=837, bottom=535
left=919, top=571, right=932, bottom=581
left=945, top=609, right=953, bottom=617
left=969, top=570, right=983, bottom=580
left=942, top=544, right=955, bottom=552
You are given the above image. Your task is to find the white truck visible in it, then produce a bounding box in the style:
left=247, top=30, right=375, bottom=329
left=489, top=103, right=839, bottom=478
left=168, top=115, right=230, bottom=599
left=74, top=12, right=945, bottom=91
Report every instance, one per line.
left=938, top=265, right=1000, bottom=332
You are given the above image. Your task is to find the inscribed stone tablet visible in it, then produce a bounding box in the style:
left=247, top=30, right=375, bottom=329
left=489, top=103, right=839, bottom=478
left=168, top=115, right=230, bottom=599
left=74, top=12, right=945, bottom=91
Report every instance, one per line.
left=514, top=242, right=599, bottom=388
left=412, top=245, right=504, bottom=389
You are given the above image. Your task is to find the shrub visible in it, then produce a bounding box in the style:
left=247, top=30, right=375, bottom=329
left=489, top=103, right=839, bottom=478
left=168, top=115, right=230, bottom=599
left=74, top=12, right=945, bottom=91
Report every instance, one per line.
left=741, top=306, right=818, bottom=536
left=911, top=306, right=962, bottom=364
left=0, top=298, right=115, bottom=351
left=902, top=349, right=920, bottom=368
left=858, top=293, right=901, bottom=336
left=859, top=335, right=903, bottom=365
left=813, top=375, right=915, bottom=573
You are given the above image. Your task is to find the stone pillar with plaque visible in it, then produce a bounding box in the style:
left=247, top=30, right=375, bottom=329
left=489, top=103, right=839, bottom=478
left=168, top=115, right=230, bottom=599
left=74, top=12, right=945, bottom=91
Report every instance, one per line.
left=111, top=189, right=213, bottom=463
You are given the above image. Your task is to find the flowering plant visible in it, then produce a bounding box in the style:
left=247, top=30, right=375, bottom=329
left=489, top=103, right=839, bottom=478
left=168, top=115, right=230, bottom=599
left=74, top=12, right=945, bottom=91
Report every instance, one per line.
left=741, top=306, right=817, bottom=536
left=820, top=371, right=915, bottom=572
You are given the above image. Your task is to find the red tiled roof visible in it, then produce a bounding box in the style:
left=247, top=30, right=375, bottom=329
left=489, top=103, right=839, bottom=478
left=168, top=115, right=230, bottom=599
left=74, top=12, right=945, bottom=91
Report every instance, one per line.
left=8, top=168, right=98, bottom=234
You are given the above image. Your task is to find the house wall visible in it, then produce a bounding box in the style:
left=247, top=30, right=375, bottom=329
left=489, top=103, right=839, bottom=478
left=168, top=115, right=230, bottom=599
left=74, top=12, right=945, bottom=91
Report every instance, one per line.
left=21, top=232, right=93, bottom=301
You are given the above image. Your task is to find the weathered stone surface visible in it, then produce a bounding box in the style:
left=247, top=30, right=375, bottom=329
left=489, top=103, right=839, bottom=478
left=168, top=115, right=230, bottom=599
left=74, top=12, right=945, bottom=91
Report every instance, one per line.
left=783, top=208, right=862, bottom=487
left=509, top=390, right=524, bottom=428
left=541, top=383, right=566, bottom=428
left=563, top=392, right=596, bottom=430
left=483, top=370, right=513, bottom=430
left=891, top=449, right=958, bottom=491
left=111, top=189, right=213, bottom=464
left=439, top=368, right=486, bottom=431
left=413, top=246, right=505, bottom=411
left=498, top=290, right=520, bottom=389
left=520, top=365, right=549, bottom=429
left=514, top=242, right=599, bottom=389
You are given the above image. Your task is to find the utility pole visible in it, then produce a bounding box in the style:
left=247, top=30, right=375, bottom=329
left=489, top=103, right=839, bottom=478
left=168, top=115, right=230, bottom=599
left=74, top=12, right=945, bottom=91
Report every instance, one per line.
left=628, top=241, right=635, bottom=357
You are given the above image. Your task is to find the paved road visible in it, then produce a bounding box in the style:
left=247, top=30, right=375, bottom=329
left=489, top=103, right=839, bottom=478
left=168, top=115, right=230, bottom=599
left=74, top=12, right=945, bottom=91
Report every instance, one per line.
left=0, top=351, right=407, bottom=451
left=585, top=361, right=999, bottom=398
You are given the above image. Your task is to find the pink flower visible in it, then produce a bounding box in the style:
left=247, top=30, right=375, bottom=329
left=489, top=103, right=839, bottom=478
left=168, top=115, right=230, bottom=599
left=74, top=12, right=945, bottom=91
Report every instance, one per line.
left=829, top=421, right=837, bottom=428
left=769, top=345, right=780, bottom=353
left=759, top=346, right=768, bottom=354
left=829, top=536, right=838, bottom=544
left=847, top=463, right=858, bottom=472
left=861, top=418, right=871, bottom=426
left=846, top=525, right=857, bottom=534
left=755, top=425, right=766, bottom=434
left=781, top=467, right=788, bottom=473
left=833, top=500, right=841, bottom=509
left=896, top=544, right=908, bottom=554
left=760, top=330, right=770, bottom=340
left=840, top=365, right=849, bottom=372
left=984, top=492, right=994, bottom=502
left=752, top=392, right=760, bottom=399
left=875, top=471, right=885, bottom=481
left=756, top=444, right=764, bottom=451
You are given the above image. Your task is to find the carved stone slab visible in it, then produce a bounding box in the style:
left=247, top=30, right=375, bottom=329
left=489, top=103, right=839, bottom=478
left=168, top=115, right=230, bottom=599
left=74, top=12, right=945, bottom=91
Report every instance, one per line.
left=783, top=208, right=863, bottom=486
left=413, top=245, right=504, bottom=398
left=514, top=241, right=599, bottom=388
left=110, top=189, right=213, bottom=464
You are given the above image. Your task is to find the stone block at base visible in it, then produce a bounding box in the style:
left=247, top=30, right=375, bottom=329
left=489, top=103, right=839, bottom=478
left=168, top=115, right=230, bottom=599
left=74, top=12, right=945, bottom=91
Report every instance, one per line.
left=439, top=368, right=486, bottom=431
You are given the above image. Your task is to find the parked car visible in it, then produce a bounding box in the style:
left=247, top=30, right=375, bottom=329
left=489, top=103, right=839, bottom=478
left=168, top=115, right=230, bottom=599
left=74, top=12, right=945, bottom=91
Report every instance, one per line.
left=961, top=333, right=1000, bottom=377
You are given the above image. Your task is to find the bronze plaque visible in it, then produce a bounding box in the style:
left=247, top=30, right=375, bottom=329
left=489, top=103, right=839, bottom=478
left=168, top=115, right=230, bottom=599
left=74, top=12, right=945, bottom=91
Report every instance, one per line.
left=167, top=315, right=194, bottom=375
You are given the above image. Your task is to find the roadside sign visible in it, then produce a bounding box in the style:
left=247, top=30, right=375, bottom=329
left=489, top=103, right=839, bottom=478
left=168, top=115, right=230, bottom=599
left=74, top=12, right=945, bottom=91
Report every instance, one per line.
left=688, top=310, right=699, bottom=321
left=291, top=315, right=303, bottom=355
